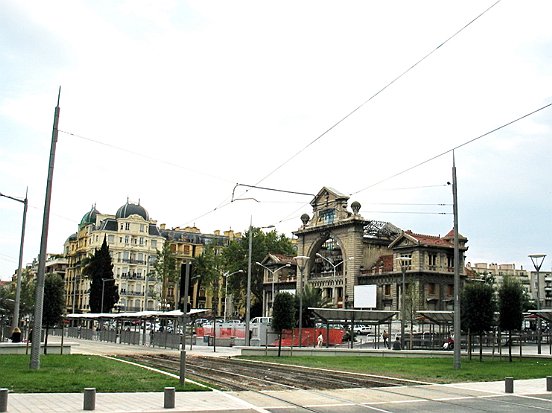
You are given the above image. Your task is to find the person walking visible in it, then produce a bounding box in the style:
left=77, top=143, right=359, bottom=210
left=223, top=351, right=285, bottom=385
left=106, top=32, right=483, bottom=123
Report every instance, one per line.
left=317, top=333, right=323, bottom=348
left=382, top=330, right=390, bottom=348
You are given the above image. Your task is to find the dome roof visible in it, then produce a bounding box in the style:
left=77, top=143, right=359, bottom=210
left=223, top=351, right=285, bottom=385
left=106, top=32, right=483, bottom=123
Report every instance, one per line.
left=79, top=205, right=100, bottom=228
left=116, top=199, right=149, bottom=220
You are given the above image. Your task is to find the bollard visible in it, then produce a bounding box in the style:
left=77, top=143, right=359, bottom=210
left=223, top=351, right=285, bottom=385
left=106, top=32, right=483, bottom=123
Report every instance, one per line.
left=0, top=388, right=8, bottom=413
left=505, top=377, right=514, bottom=394
left=164, top=387, right=175, bottom=409
left=179, top=350, right=186, bottom=385
left=547, top=376, right=552, bottom=392
left=83, top=388, right=96, bottom=410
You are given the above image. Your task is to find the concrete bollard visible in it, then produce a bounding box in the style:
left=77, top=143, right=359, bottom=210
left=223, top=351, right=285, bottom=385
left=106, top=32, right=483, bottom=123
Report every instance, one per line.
left=505, top=377, right=514, bottom=394
left=164, top=387, right=175, bottom=409
left=547, top=376, right=552, bottom=392
left=0, top=388, right=8, bottom=413
left=83, top=388, right=96, bottom=410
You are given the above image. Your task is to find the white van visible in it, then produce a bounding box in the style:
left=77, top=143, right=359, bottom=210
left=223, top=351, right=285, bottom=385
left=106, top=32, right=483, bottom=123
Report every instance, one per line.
left=249, top=317, right=272, bottom=330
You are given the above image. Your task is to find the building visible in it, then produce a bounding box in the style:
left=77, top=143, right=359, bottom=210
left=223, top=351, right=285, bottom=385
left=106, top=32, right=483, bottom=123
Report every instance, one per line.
left=64, top=200, right=165, bottom=313
left=159, top=225, right=240, bottom=311
left=291, top=187, right=470, bottom=313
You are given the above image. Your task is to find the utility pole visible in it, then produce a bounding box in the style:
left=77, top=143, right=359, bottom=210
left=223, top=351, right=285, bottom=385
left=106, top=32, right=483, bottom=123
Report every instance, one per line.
left=452, top=151, right=461, bottom=370
left=30, top=87, right=60, bottom=370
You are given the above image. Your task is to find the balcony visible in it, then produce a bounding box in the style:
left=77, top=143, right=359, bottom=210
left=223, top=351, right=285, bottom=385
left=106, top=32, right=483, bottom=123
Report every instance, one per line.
left=120, top=273, right=144, bottom=280
left=117, top=258, right=146, bottom=265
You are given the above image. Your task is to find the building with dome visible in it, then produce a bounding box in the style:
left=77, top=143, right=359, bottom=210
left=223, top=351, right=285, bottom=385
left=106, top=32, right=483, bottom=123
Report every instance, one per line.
left=64, top=200, right=165, bottom=313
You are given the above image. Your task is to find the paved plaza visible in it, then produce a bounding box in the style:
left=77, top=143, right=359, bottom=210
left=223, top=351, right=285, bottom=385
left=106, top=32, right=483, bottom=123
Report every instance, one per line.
left=1, top=338, right=551, bottom=412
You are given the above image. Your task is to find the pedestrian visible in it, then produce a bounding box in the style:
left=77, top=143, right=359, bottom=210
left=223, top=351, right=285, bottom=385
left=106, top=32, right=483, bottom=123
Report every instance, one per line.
left=317, top=333, right=323, bottom=348
left=382, top=330, right=390, bottom=348
left=10, top=327, right=22, bottom=343
left=392, top=336, right=402, bottom=350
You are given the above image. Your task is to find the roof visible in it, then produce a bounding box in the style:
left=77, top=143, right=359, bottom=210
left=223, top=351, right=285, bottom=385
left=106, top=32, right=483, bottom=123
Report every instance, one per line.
left=389, top=230, right=466, bottom=249
left=417, top=310, right=454, bottom=325
left=264, top=253, right=296, bottom=265
left=309, top=308, right=397, bottom=324
left=66, top=309, right=208, bottom=319
left=116, top=200, right=149, bottom=220
left=528, top=309, right=552, bottom=323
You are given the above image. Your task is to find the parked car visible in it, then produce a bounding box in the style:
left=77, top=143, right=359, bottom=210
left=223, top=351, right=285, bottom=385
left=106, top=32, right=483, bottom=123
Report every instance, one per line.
left=353, top=325, right=371, bottom=335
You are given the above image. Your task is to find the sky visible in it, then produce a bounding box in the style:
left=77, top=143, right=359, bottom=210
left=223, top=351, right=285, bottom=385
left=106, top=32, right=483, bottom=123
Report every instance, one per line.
left=1, top=0, right=551, bottom=281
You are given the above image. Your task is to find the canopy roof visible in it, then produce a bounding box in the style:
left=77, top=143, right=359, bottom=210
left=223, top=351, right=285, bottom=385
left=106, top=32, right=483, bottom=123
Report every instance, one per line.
left=528, top=309, right=552, bottom=323
left=417, top=310, right=454, bottom=325
left=65, top=309, right=208, bottom=319
left=309, top=308, right=397, bottom=324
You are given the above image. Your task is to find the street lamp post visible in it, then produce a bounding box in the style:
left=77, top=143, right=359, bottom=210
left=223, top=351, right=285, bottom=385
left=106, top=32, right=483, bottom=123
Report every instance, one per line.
left=529, top=253, right=546, bottom=355
left=294, top=256, right=309, bottom=347
left=255, top=262, right=291, bottom=316
left=0, top=190, right=28, bottom=329
left=101, top=278, right=115, bottom=313
left=223, top=270, right=244, bottom=322
left=395, top=256, right=412, bottom=350
left=315, top=253, right=353, bottom=308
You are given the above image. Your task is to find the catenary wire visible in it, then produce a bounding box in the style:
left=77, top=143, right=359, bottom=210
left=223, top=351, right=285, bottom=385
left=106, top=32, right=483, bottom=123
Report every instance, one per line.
left=251, top=0, right=502, bottom=187
left=350, top=101, right=552, bottom=195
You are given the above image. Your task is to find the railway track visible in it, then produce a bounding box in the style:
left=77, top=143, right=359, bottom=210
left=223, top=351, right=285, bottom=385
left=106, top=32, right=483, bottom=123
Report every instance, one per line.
left=123, top=353, right=423, bottom=392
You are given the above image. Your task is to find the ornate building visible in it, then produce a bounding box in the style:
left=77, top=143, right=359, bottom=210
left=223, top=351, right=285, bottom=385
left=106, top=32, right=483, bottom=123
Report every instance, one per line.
left=64, top=200, right=165, bottom=313
left=292, top=187, right=470, bottom=312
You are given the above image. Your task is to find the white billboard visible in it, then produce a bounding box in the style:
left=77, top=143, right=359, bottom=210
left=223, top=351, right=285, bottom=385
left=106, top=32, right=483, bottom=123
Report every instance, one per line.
left=353, top=285, right=377, bottom=308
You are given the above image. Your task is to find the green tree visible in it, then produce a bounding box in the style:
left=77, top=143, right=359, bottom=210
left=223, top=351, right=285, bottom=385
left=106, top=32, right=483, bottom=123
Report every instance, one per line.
left=272, top=292, right=296, bottom=356
left=222, top=228, right=295, bottom=317
left=296, top=285, right=331, bottom=329
left=0, top=268, right=36, bottom=325
left=193, top=243, right=225, bottom=314
left=42, top=273, right=65, bottom=354
left=498, top=276, right=524, bottom=362
left=462, top=281, right=495, bottom=361
left=154, top=242, right=178, bottom=310
left=84, top=237, right=119, bottom=313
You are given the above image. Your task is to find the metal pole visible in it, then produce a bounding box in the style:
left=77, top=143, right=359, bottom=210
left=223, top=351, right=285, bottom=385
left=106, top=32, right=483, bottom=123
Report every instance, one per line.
left=401, top=266, right=406, bottom=350
left=224, top=273, right=228, bottom=322
left=298, top=266, right=303, bottom=347
left=30, top=87, right=61, bottom=370
left=101, top=280, right=106, bottom=314
left=11, top=189, right=28, bottom=329
left=245, top=218, right=253, bottom=346
left=452, top=151, right=461, bottom=369
left=537, top=266, right=541, bottom=355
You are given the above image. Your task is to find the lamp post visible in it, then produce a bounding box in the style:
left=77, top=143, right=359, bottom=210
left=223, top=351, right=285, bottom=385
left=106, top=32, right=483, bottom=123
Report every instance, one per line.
left=223, top=270, right=244, bottom=322
left=529, top=253, right=546, bottom=355
left=294, top=255, right=309, bottom=347
left=101, top=278, right=115, bottom=314
left=315, top=253, right=353, bottom=308
left=395, top=256, right=412, bottom=350
left=256, top=262, right=291, bottom=316
left=0, top=190, right=28, bottom=329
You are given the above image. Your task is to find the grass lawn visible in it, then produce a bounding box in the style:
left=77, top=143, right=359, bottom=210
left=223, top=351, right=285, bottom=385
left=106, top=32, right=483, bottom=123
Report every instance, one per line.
left=0, top=355, right=208, bottom=393
left=240, top=355, right=552, bottom=383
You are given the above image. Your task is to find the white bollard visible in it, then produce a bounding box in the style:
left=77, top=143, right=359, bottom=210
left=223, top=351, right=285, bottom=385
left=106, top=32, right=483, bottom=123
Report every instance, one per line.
left=0, top=388, right=8, bottom=413
left=505, top=377, right=514, bottom=394
left=164, top=387, right=175, bottom=409
left=83, top=388, right=96, bottom=410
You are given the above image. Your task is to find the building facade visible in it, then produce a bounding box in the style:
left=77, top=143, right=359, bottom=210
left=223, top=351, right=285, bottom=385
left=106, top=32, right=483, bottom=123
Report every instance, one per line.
left=291, top=187, right=470, bottom=313
left=64, top=200, right=165, bottom=313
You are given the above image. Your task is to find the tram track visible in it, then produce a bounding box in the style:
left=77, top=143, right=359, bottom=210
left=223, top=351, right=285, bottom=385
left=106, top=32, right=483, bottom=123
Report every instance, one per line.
left=121, top=353, right=425, bottom=392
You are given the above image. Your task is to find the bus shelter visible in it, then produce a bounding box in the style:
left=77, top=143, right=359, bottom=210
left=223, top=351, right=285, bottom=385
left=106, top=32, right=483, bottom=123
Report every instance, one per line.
left=416, top=310, right=454, bottom=350
left=309, top=308, right=397, bottom=349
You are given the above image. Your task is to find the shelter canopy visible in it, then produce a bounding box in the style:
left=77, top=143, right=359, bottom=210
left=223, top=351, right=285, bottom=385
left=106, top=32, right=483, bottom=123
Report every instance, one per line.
left=65, top=309, right=208, bottom=320
left=417, top=310, right=454, bottom=325
left=309, top=308, right=397, bottom=324
left=528, top=309, right=552, bottom=323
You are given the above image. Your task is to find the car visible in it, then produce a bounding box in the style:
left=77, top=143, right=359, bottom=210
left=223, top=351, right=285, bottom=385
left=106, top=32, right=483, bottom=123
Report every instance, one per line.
left=353, top=325, right=371, bottom=335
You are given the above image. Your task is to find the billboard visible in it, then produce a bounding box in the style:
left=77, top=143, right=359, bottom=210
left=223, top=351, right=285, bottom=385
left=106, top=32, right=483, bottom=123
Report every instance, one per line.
left=353, top=285, right=377, bottom=308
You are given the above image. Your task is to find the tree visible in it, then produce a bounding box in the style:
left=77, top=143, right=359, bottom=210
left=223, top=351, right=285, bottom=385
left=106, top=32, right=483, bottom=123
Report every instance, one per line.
left=42, top=273, right=65, bottom=354
left=498, top=276, right=524, bottom=362
left=84, top=237, right=119, bottom=313
left=296, top=285, right=331, bottom=329
left=194, top=243, right=224, bottom=315
left=154, top=242, right=178, bottom=310
left=272, top=292, right=296, bottom=356
left=462, top=281, right=495, bottom=361
left=222, top=228, right=295, bottom=316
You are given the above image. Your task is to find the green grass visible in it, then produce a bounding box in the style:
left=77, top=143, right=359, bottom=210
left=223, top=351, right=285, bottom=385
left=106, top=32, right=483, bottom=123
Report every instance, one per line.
left=0, top=355, right=208, bottom=393
left=239, top=356, right=552, bottom=383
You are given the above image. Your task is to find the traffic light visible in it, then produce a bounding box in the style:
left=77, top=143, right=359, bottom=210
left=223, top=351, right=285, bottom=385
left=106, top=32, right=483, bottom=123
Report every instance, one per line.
left=179, top=262, right=192, bottom=313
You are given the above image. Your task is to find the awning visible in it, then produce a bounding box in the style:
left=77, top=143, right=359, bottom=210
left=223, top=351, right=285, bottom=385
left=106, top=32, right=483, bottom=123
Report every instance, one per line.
left=528, top=309, right=552, bottom=323
left=65, top=308, right=208, bottom=319
left=417, top=310, right=454, bottom=325
left=309, top=308, right=397, bottom=325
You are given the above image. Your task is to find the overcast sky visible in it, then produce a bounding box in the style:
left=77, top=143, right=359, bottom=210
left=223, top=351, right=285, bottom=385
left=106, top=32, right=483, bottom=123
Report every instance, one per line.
left=1, top=0, right=551, bottom=281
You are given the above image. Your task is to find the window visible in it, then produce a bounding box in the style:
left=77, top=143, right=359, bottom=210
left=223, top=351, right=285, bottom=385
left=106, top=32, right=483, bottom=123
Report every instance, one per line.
left=124, top=236, right=129, bottom=244
left=428, top=283, right=436, bottom=295
left=183, top=245, right=190, bottom=255
left=151, top=240, right=157, bottom=248
left=139, top=237, right=144, bottom=245
left=428, top=253, right=437, bottom=269
left=125, top=223, right=130, bottom=230
left=384, top=284, right=391, bottom=296
left=140, top=224, right=144, bottom=232
left=108, top=235, right=114, bottom=244
left=320, top=209, right=335, bottom=225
